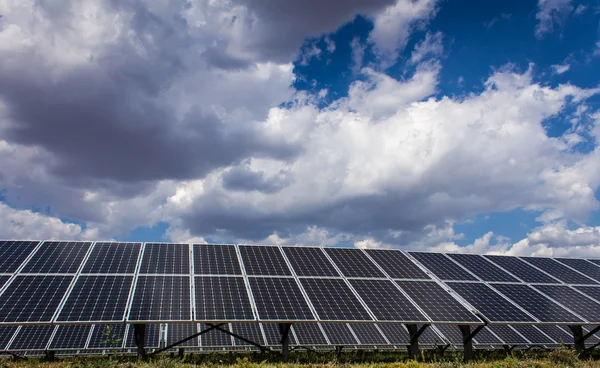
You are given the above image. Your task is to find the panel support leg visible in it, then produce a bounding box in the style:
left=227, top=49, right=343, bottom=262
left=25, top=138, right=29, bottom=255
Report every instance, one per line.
left=134, top=324, right=147, bottom=360
left=569, top=325, right=587, bottom=359
left=406, top=324, right=427, bottom=360
left=459, top=325, right=474, bottom=362
left=178, top=348, right=184, bottom=359
left=279, top=323, right=292, bottom=362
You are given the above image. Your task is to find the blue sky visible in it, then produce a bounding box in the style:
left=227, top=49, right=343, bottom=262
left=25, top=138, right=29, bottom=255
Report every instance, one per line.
left=0, top=0, right=599, bottom=256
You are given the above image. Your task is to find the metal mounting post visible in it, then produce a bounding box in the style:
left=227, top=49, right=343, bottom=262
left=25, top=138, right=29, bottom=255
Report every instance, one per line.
left=569, top=325, right=587, bottom=358
left=459, top=325, right=473, bottom=362
left=406, top=324, right=428, bottom=359
left=279, top=323, right=292, bottom=362
left=178, top=348, right=184, bottom=358
left=133, top=324, right=147, bottom=360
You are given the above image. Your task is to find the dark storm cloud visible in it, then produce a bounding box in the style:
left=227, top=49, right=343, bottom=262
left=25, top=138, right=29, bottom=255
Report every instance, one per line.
left=222, top=166, right=293, bottom=194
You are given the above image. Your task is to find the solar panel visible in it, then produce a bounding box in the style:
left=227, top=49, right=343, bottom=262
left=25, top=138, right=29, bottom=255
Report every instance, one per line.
left=365, top=250, right=430, bottom=279
left=320, top=323, right=358, bottom=345
left=230, top=323, right=265, bottom=346
left=484, top=255, right=559, bottom=283
left=0, top=326, right=18, bottom=350
left=0, top=276, right=9, bottom=290
left=472, top=326, right=503, bottom=345
left=447, top=282, right=535, bottom=322
left=582, top=325, right=600, bottom=345
left=249, top=277, right=314, bottom=320
left=281, top=247, right=339, bottom=277
left=140, top=243, right=189, bottom=274
left=490, top=284, right=583, bottom=323
left=194, top=276, right=254, bottom=321
left=49, top=325, right=92, bottom=349
left=129, top=276, right=191, bottom=321
left=521, top=257, right=596, bottom=285
left=420, top=325, right=447, bottom=345
left=556, top=258, right=600, bottom=283
left=395, top=281, right=481, bottom=323
left=87, top=324, right=126, bottom=349
left=261, top=323, right=298, bottom=346
left=348, top=279, right=428, bottom=322
left=239, top=246, right=292, bottom=276
left=587, top=259, right=600, bottom=267
left=408, top=252, right=478, bottom=281
left=21, top=241, right=91, bottom=274
left=0, top=240, right=39, bottom=273
left=434, top=324, right=463, bottom=346
left=446, top=254, right=519, bottom=282
left=324, top=248, right=385, bottom=278
left=300, top=278, right=372, bottom=321
left=349, top=324, right=387, bottom=345
left=8, top=325, right=55, bottom=350
left=167, top=323, right=199, bottom=347
left=510, top=325, right=555, bottom=344
left=82, top=242, right=141, bottom=274
left=193, top=244, right=242, bottom=275
left=573, top=285, right=600, bottom=305
left=0, top=275, right=73, bottom=322
left=292, top=324, right=327, bottom=345
left=124, top=324, right=160, bottom=348
left=376, top=324, right=409, bottom=345
left=57, top=275, right=133, bottom=322
left=201, top=324, right=232, bottom=347
left=532, top=284, right=600, bottom=322
left=486, top=325, right=529, bottom=345
left=535, top=325, right=573, bottom=345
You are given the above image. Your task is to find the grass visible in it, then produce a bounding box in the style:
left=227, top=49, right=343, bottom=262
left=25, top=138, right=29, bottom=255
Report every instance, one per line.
left=2, top=349, right=600, bottom=368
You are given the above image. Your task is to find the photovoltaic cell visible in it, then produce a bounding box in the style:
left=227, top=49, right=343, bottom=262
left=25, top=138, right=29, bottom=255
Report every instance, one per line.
left=472, top=326, right=503, bottom=345
left=573, top=286, right=600, bottom=305
left=377, top=324, right=409, bottom=345
left=522, top=257, right=596, bottom=285
left=0, top=326, right=18, bottom=350
left=201, top=324, right=232, bottom=347
left=230, top=323, right=265, bottom=346
left=582, top=326, right=600, bottom=345
left=167, top=323, right=199, bottom=347
left=535, top=325, right=573, bottom=345
left=484, top=255, right=559, bottom=283
left=0, top=276, right=9, bottom=289
left=408, top=252, right=478, bottom=281
left=282, top=247, right=339, bottom=277
left=82, top=242, right=141, bottom=274
left=0, top=275, right=73, bottom=322
left=125, top=324, right=160, bottom=348
left=490, top=284, right=583, bottom=323
left=195, top=277, right=254, bottom=321
left=239, top=246, right=291, bottom=276
left=8, top=325, right=55, bottom=350
left=300, top=278, right=372, bottom=321
left=556, top=258, right=600, bottom=283
left=532, top=284, right=600, bottom=322
left=21, top=241, right=91, bottom=274
left=129, top=276, right=191, bottom=321
left=324, top=248, right=385, bottom=278
left=0, top=240, right=39, bottom=273
left=487, top=325, right=529, bottom=345
left=349, top=279, right=428, bottom=322
left=510, top=325, right=555, bottom=344
left=434, top=324, right=463, bottom=346
left=57, top=275, right=133, bottom=322
left=396, top=281, right=481, bottom=323
left=349, top=324, right=387, bottom=345
left=446, top=254, right=519, bottom=282
left=194, top=244, right=242, bottom=275
left=249, top=277, right=314, bottom=320
left=447, top=282, right=535, bottom=323
left=261, top=323, right=298, bottom=346
left=292, top=324, right=327, bottom=345
left=49, top=325, right=92, bottom=349
left=366, top=250, right=430, bottom=279
left=320, top=323, right=358, bottom=345
left=87, top=324, right=126, bottom=349
left=420, top=326, right=447, bottom=345
left=140, top=243, right=189, bottom=274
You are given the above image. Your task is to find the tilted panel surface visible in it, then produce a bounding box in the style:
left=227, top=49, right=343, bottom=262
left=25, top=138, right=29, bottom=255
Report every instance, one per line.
left=532, top=285, right=600, bottom=322
left=167, top=323, right=199, bottom=347
left=349, top=279, right=428, bottom=322
left=82, top=242, right=141, bottom=274
left=49, top=325, right=92, bottom=349
left=396, top=280, right=481, bottom=323
left=125, top=324, right=160, bottom=348
left=261, top=323, right=298, bottom=346
left=201, top=324, right=232, bottom=347
left=129, top=276, right=191, bottom=322
left=320, top=323, right=358, bottom=345
left=535, top=325, right=573, bottom=345
left=0, top=275, right=73, bottom=323
left=408, top=252, right=477, bottom=281
left=487, top=325, right=529, bottom=345
left=282, top=247, right=339, bottom=277
left=582, top=325, right=600, bottom=345
left=366, top=249, right=430, bottom=279
left=249, top=277, right=314, bottom=320
left=21, top=241, right=91, bottom=274
left=194, top=244, right=242, bottom=275
left=140, top=243, right=189, bottom=274
left=57, top=275, right=133, bottom=322
left=300, top=278, right=372, bottom=321
left=230, top=323, right=265, bottom=346
left=8, top=325, right=55, bottom=350
left=377, top=324, right=409, bottom=345
left=87, top=324, right=126, bottom=349
left=510, top=325, right=555, bottom=344
left=349, top=323, right=387, bottom=345
left=472, top=326, right=503, bottom=345
left=324, top=248, right=385, bottom=278
left=447, top=282, right=535, bottom=323
left=239, top=245, right=291, bottom=276
left=0, top=326, right=18, bottom=350
left=0, top=240, right=39, bottom=273
left=195, top=276, right=254, bottom=321
left=573, top=286, right=600, bottom=305
left=434, top=324, right=463, bottom=346
left=490, top=284, right=583, bottom=323
left=420, top=325, right=446, bottom=345
left=521, top=257, right=596, bottom=285
left=484, top=255, right=559, bottom=283
left=446, top=254, right=519, bottom=282
left=557, top=258, right=600, bottom=283
left=292, top=324, right=327, bottom=345
left=0, top=276, right=9, bottom=290
left=588, top=259, right=600, bottom=267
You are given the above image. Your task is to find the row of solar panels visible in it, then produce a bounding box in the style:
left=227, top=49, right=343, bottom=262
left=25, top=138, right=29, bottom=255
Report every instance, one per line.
left=1, top=323, right=597, bottom=353
left=2, top=241, right=600, bottom=325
